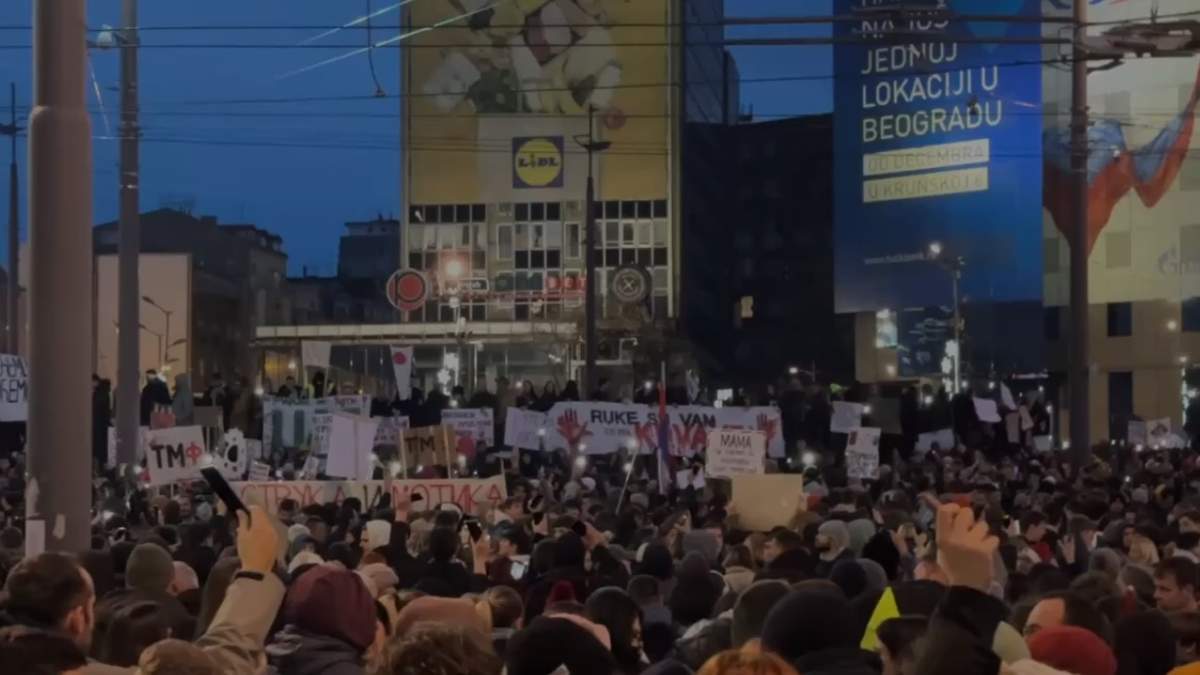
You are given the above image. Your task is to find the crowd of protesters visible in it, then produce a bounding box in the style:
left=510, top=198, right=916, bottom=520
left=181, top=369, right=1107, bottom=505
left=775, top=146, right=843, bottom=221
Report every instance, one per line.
left=4, top=369, right=1200, bottom=674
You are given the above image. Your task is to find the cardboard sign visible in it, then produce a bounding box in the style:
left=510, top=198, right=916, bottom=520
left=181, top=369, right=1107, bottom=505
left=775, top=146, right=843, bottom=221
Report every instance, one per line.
left=916, top=428, right=955, bottom=454
left=0, top=354, right=28, bottom=421
left=846, top=427, right=881, bottom=480
left=390, top=346, right=414, bottom=399
left=973, top=397, right=1002, bottom=423
left=232, top=476, right=507, bottom=515
left=324, top=414, right=381, bottom=481
left=706, top=428, right=766, bottom=479
left=143, top=426, right=207, bottom=486
left=442, top=408, right=495, bottom=457
left=505, top=408, right=547, bottom=450
left=402, top=425, right=455, bottom=468
left=831, top=401, right=864, bottom=434
left=731, top=474, right=806, bottom=532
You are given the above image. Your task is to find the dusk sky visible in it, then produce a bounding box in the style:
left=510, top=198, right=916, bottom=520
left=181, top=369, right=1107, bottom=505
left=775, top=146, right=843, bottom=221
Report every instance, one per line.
left=0, top=0, right=832, bottom=275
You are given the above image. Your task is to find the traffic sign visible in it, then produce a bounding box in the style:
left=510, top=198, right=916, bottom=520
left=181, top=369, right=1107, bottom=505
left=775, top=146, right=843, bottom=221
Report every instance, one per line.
left=386, top=269, right=430, bottom=312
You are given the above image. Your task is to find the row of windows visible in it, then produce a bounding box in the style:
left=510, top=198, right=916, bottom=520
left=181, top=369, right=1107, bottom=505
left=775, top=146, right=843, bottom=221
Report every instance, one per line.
left=408, top=200, right=671, bottom=225
left=409, top=204, right=486, bottom=224
left=1044, top=300, right=1200, bottom=340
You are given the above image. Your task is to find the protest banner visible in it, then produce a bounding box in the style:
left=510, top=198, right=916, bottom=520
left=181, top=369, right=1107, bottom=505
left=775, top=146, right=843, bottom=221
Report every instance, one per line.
left=248, top=460, right=271, bottom=482
left=973, top=398, right=1002, bottom=423
left=442, top=408, right=495, bottom=458
left=143, top=426, right=207, bottom=487
left=324, top=413, right=381, bottom=481
left=213, top=429, right=250, bottom=481
left=505, top=408, right=547, bottom=450
left=0, top=354, right=27, bottom=422
left=301, top=340, right=332, bottom=372
left=731, top=474, right=805, bottom=532
left=232, top=475, right=507, bottom=515
left=1148, top=418, right=1175, bottom=448
left=846, top=427, right=881, bottom=480
left=1127, top=420, right=1147, bottom=446
left=915, top=428, right=955, bottom=454
left=543, top=402, right=784, bottom=457
left=262, top=395, right=370, bottom=453
left=390, top=346, right=414, bottom=399
left=373, top=416, right=411, bottom=450
left=705, top=429, right=766, bottom=479
left=830, top=401, right=864, bottom=434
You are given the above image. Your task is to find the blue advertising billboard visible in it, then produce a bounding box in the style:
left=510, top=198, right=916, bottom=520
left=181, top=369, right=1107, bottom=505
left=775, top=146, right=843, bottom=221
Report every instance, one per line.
left=833, top=0, right=1044, bottom=313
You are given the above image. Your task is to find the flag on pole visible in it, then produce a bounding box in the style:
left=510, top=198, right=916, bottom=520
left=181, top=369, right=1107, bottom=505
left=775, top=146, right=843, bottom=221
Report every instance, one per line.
left=390, top=346, right=413, bottom=399
left=657, top=362, right=670, bottom=495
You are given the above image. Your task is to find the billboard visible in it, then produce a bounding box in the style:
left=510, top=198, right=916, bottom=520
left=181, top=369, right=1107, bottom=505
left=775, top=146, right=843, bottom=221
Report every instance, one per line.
left=833, top=0, right=1045, bottom=313
left=404, top=0, right=670, bottom=205
left=1042, top=0, right=1200, bottom=306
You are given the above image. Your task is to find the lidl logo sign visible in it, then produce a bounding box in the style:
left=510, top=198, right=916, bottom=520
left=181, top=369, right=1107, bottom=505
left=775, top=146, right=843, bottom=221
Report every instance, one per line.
left=513, top=136, right=564, bottom=189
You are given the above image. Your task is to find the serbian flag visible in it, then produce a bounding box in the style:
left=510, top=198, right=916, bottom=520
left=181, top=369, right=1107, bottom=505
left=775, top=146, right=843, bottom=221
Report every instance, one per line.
left=657, top=370, right=671, bottom=495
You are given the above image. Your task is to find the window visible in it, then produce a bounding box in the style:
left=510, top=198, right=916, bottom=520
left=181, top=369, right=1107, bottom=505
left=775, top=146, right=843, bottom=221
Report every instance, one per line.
left=622, top=222, right=636, bottom=245
left=566, top=223, right=581, bottom=258
left=1106, top=302, right=1132, bottom=337
left=515, top=224, right=529, bottom=250
left=1044, top=306, right=1060, bottom=341
left=1184, top=297, right=1200, bottom=332
left=471, top=204, right=486, bottom=221
left=497, top=224, right=513, bottom=260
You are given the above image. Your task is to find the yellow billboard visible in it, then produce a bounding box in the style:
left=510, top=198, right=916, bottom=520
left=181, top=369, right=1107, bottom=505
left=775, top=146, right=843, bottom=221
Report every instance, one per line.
left=404, top=0, right=670, bottom=205
left=1042, top=0, right=1200, bottom=306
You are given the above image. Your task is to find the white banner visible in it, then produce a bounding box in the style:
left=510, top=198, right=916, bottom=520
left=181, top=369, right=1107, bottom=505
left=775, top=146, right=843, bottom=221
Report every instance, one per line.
left=830, top=401, right=864, bottom=434
left=705, top=429, right=766, bottom=479
left=505, top=408, right=547, bottom=450
left=389, top=346, right=414, bottom=399
left=846, top=427, right=881, bottom=480
left=262, top=395, right=370, bottom=453
left=543, top=402, right=784, bottom=457
left=143, top=426, right=207, bottom=487
left=325, top=413, right=381, bottom=481
left=0, top=354, right=28, bottom=421
left=301, top=341, right=332, bottom=372
left=231, top=476, right=507, bottom=515
left=442, top=408, right=495, bottom=457
left=973, top=397, right=1002, bottom=423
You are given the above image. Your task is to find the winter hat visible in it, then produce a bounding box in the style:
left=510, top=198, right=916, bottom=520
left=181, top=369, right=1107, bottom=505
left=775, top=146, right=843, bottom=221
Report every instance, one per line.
left=356, top=562, right=399, bottom=598
left=125, top=543, right=175, bottom=593
left=1027, top=626, right=1116, bottom=675
left=858, top=559, right=888, bottom=594
left=287, top=523, right=311, bottom=544
left=762, top=585, right=855, bottom=661
left=363, top=519, right=392, bottom=552
left=506, top=616, right=618, bottom=675
left=668, top=552, right=723, bottom=626
left=286, top=551, right=323, bottom=576
left=731, top=580, right=790, bottom=647
left=682, top=530, right=722, bottom=567
left=818, top=520, right=850, bottom=552
left=829, top=559, right=868, bottom=600
left=282, top=565, right=377, bottom=651
left=1088, top=548, right=1124, bottom=581
left=394, top=596, right=490, bottom=637
left=847, top=519, right=877, bottom=555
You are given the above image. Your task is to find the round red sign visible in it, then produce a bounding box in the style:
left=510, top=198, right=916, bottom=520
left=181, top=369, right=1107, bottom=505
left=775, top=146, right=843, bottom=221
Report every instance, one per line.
left=386, top=269, right=429, bottom=312
left=392, top=351, right=408, bottom=365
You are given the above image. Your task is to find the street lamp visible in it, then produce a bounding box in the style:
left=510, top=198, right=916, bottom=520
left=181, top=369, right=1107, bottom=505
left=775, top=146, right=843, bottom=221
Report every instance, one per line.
left=927, top=241, right=965, bottom=395
left=142, top=295, right=177, bottom=363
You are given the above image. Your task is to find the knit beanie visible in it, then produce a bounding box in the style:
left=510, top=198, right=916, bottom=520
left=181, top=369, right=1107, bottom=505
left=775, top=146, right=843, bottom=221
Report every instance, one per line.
left=731, top=580, right=789, bottom=647
left=505, top=616, right=617, bottom=675
left=282, top=565, right=376, bottom=651
left=125, top=543, right=174, bottom=593
left=1027, top=625, right=1117, bottom=675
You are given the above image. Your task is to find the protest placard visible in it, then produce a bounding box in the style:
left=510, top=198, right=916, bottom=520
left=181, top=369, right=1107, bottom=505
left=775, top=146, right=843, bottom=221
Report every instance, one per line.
left=846, top=427, right=881, bottom=480
left=0, top=354, right=27, bottom=422
left=143, top=426, right=207, bottom=486
left=666, top=406, right=783, bottom=459
left=262, top=395, right=370, bottom=452
left=232, top=475, right=507, bottom=515
left=543, top=402, right=784, bottom=457
left=830, top=401, right=864, bottom=434
left=705, top=429, right=766, bottom=479
left=973, top=397, right=1002, bottom=423
left=442, top=408, right=495, bottom=458
left=1148, top=418, right=1175, bottom=448
left=1001, top=383, right=1017, bottom=410
left=373, top=416, right=411, bottom=450
left=402, top=425, right=454, bottom=469
left=301, top=340, right=332, bottom=372
left=731, top=474, right=806, bottom=531
left=1127, top=420, right=1147, bottom=446
left=915, top=428, right=955, bottom=454
left=325, top=414, right=381, bottom=481
left=505, top=408, right=547, bottom=450
left=213, top=428, right=250, bottom=481
left=248, top=461, right=271, bottom=482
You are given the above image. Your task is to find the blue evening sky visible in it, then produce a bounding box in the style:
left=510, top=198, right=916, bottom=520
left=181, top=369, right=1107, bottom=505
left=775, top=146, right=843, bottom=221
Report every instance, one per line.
left=0, top=0, right=832, bottom=275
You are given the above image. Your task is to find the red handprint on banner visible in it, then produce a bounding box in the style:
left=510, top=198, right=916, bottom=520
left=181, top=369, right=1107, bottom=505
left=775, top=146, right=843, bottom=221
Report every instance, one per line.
left=634, top=421, right=657, bottom=451
left=756, top=414, right=778, bottom=449
left=556, top=409, right=592, bottom=449
left=672, top=423, right=707, bottom=457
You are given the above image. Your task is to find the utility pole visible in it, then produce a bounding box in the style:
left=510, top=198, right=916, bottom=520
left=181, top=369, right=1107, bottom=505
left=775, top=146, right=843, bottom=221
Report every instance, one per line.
left=0, top=83, right=20, bottom=355
left=116, top=0, right=140, bottom=467
left=576, top=107, right=610, bottom=400
left=27, top=0, right=93, bottom=552
left=1067, top=0, right=1090, bottom=469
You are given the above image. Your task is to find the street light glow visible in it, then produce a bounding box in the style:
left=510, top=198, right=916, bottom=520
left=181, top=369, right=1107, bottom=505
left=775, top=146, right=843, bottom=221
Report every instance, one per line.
left=445, top=258, right=466, bottom=280
left=928, top=241, right=943, bottom=257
